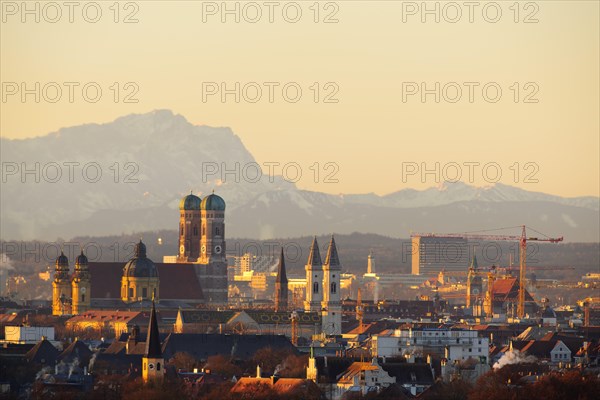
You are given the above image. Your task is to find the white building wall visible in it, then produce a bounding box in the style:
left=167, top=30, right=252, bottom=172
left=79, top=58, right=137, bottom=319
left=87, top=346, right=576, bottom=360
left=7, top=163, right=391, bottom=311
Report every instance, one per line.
left=4, top=326, right=55, bottom=343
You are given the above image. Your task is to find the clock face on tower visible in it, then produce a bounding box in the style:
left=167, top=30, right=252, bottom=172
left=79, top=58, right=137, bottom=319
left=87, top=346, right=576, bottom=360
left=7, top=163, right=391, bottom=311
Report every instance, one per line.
left=180, top=245, right=185, bottom=254
left=81, top=287, right=86, bottom=294
left=201, top=245, right=206, bottom=254
left=148, top=363, right=155, bottom=370
left=215, top=245, right=222, bottom=254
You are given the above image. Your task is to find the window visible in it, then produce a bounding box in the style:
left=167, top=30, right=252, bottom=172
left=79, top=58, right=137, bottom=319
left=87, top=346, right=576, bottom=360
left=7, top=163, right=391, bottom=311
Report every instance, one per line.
left=81, top=294, right=85, bottom=302
left=129, top=287, right=134, bottom=298
left=410, top=372, right=417, bottom=382
left=157, top=363, right=161, bottom=371
left=313, top=282, right=319, bottom=294
left=202, top=226, right=205, bottom=235
left=180, top=225, right=184, bottom=235
left=193, top=225, right=198, bottom=236
left=143, top=287, right=148, bottom=298
left=216, top=226, right=221, bottom=236
left=331, top=282, right=337, bottom=293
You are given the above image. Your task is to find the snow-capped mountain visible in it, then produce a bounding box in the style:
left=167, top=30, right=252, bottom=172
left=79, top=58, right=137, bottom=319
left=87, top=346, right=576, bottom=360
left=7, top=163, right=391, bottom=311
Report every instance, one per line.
left=2, top=110, right=598, bottom=241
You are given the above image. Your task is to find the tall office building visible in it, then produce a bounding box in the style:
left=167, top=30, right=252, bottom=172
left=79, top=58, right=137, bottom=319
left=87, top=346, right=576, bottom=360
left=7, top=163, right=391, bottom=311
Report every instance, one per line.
left=411, top=235, right=469, bottom=275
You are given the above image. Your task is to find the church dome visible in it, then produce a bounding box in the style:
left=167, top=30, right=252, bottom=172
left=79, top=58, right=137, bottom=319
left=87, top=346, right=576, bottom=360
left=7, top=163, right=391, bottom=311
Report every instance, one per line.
left=75, top=250, right=88, bottom=265
left=201, top=193, right=226, bottom=211
left=179, top=193, right=201, bottom=210
left=123, top=240, right=158, bottom=278
left=56, top=251, right=69, bottom=267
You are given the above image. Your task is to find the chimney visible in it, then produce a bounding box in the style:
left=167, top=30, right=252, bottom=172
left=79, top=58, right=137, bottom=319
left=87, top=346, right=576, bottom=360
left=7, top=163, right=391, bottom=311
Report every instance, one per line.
left=271, top=374, right=280, bottom=385
left=440, top=359, right=447, bottom=381
left=256, top=365, right=262, bottom=378
left=427, top=354, right=435, bottom=380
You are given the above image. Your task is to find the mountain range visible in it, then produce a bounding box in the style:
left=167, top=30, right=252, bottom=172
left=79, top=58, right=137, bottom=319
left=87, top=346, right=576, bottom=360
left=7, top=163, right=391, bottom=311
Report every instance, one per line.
left=2, top=110, right=598, bottom=241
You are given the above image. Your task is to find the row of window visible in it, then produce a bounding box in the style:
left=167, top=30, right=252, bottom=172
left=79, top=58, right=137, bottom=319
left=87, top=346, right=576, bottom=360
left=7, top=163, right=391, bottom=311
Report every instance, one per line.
left=123, top=286, right=152, bottom=299
left=312, top=282, right=337, bottom=294
left=180, top=225, right=223, bottom=236
left=182, top=213, right=224, bottom=218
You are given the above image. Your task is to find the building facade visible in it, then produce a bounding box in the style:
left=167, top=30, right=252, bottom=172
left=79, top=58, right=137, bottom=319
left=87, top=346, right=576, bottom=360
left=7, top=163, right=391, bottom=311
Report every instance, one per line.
left=411, top=235, right=469, bottom=275
left=304, top=236, right=342, bottom=335
left=372, top=328, right=490, bottom=364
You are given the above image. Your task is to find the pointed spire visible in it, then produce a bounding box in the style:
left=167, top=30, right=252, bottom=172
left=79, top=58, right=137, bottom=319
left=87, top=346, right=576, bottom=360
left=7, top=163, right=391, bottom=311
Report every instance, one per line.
left=470, top=254, right=478, bottom=270
left=145, top=300, right=162, bottom=358
left=276, top=247, right=288, bottom=283
left=307, top=236, right=322, bottom=267
left=324, top=235, right=340, bottom=267
left=135, top=239, right=147, bottom=258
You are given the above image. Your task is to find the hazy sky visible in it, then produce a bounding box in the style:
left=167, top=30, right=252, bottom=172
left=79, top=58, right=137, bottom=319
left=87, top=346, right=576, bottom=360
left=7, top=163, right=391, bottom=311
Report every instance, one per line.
left=1, top=1, right=598, bottom=197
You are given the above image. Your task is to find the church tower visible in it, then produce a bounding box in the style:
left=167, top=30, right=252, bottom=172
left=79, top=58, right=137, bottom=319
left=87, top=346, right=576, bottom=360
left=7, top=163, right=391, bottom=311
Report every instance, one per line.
left=199, top=192, right=228, bottom=303
left=304, top=237, right=323, bottom=312
left=177, top=192, right=202, bottom=262
left=367, top=250, right=375, bottom=274
left=306, top=346, right=318, bottom=382
left=142, top=300, right=165, bottom=384
left=52, top=251, right=71, bottom=316
left=466, top=255, right=483, bottom=310
left=275, top=247, right=288, bottom=312
left=71, top=250, right=91, bottom=315
left=199, top=193, right=226, bottom=264
left=321, top=235, right=342, bottom=335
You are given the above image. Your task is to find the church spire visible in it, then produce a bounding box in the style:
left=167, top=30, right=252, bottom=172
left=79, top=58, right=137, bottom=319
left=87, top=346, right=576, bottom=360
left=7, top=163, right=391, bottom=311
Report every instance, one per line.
left=145, top=300, right=162, bottom=359
left=276, top=247, right=288, bottom=284
left=324, top=235, right=340, bottom=267
left=307, top=236, right=322, bottom=266
left=275, top=247, right=288, bottom=312
left=470, top=254, right=478, bottom=270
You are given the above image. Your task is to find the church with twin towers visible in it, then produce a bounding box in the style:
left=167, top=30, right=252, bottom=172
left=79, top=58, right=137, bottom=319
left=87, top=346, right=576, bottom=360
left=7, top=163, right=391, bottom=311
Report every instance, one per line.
left=303, top=236, right=343, bottom=335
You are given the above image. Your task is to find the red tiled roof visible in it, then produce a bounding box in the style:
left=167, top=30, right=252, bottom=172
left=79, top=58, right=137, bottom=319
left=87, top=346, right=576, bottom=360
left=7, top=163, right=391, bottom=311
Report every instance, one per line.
left=88, top=262, right=204, bottom=301
left=493, top=278, right=517, bottom=295
left=66, top=310, right=142, bottom=323
left=492, top=278, right=534, bottom=301
left=231, top=377, right=320, bottom=395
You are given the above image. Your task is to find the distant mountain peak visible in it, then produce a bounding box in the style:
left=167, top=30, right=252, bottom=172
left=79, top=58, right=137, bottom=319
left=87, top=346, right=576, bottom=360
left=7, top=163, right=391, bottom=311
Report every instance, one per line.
left=1, top=112, right=598, bottom=241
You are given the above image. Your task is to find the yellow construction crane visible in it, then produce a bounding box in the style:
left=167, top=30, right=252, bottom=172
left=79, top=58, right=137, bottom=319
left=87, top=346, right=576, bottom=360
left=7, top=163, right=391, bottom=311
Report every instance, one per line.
left=412, top=225, right=563, bottom=318
left=356, top=288, right=364, bottom=334
left=290, top=310, right=299, bottom=346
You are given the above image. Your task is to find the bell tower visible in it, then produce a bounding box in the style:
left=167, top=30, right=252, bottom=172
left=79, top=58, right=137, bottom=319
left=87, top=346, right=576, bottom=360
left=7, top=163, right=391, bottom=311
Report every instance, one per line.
left=200, top=193, right=226, bottom=264
left=142, top=300, right=165, bottom=384
left=304, top=237, right=323, bottom=312
left=466, top=255, right=483, bottom=309
left=71, top=250, right=91, bottom=315
left=274, top=247, right=288, bottom=312
left=52, top=251, right=71, bottom=316
left=322, top=235, right=342, bottom=335
left=177, top=192, right=202, bottom=262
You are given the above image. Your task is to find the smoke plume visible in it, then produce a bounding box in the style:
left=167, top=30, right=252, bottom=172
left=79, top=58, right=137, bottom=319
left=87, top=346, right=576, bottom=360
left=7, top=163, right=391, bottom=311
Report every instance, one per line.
left=493, top=350, right=537, bottom=369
